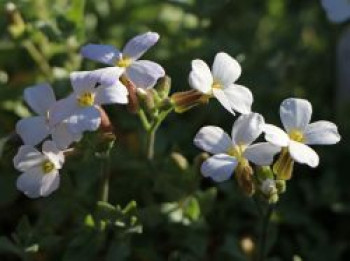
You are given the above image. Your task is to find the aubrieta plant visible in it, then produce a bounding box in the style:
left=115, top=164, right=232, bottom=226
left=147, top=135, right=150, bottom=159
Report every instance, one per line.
left=12, top=31, right=341, bottom=261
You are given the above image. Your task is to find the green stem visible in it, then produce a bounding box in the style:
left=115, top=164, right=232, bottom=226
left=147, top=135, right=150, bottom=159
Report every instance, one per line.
left=99, top=139, right=115, bottom=202
left=22, top=40, right=52, bottom=80
left=257, top=205, right=274, bottom=261
left=146, top=127, right=156, bottom=160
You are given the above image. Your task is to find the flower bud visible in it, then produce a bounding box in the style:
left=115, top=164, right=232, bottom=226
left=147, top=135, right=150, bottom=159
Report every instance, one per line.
left=170, top=90, right=209, bottom=113
left=6, top=2, right=26, bottom=38
left=154, top=76, right=171, bottom=99
left=260, top=179, right=277, bottom=196
left=98, top=106, right=114, bottom=134
left=268, top=193, right=279, bottom=204
left=276, top=180, right=286, bottom=194
left=273, top=148, right=294, bottom=180
left=235, top=161, right=255, bottom=196
left=170, top=152, right=189, bottom=170
left=120, top=75, right=139, bottom=113
left=256, top=166, right=274, bottom=182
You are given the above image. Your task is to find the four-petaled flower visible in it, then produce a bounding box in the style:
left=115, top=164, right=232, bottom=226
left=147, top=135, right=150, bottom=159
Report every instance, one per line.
left=81, top=32, right=165, bottom=89
left=189, top=52, right=253, bottom=115
left=194, top=113, right=280, bottom=183
left=16, top=83, right=82, bottom=149
left=14, top=141, right=64, bottom=198
left=50, top=67, right=128, bottom=134
left=263, top=98, right=341, bottom=178
left=321, top=0, right=350, bottom=23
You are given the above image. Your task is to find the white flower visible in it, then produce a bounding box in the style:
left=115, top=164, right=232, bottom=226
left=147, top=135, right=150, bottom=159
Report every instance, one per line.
left=321, top=0, right=350, bottom=23
left=49, top=67, right=128, bottom=133
left=13, top=140, right=64, bottom=198
left=194, top=113, right=280, bottom=182
left=81, top=32, right=165, bottom=89
left=188, top=52, right=253, bottom=115
left=16, top=83, right=82, bottom=149
left=263, top=98, right=341, bottom=168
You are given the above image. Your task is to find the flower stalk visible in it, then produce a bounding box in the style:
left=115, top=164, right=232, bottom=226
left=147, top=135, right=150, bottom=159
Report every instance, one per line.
left=256, top=204, right=274, bottom=261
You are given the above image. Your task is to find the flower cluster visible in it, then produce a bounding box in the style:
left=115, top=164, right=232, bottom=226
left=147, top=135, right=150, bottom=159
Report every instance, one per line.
left=191, top=58, right=341, bottom=203
left=14, top=32, right=164, bottom=198
left=13, top=31, right=341, bottom=204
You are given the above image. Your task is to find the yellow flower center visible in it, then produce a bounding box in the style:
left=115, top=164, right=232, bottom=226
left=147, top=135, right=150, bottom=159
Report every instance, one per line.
left=288, top=129, right=305, bottom=143
left=41, top=160, right=55, bottom=174
left=77, top=92, right=95, bottom=107
left=116, top=56, right=132, bottom=68
left=212, top=80, right=222, bottom=90
left=227, top=145, right=247, bottom=162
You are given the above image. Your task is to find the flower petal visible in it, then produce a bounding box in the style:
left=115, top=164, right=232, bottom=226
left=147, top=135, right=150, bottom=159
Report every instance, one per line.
left=321, top=0, right=350, bottom=23
left=126, top=60, right=165, bottom=89
left=51, top=121, right=82, bottom=149
left=16, top=116, right=50, bottom=146
left=42, top=140, right=64, bottom=169
left=188, top=59, right=213, bottom=94
left=304, top=121, right=341, bottom=145
left=222, top=84, right=253, bottom=114
left=95, top=81, right=129, bottom=105
left=70, top=71, right=97, bottom=94
left=212, top=52, right=242, bottom=86
left=66, top=106, right=101, bottom=134
left=244, top=142, right=281, bottom=166
left=194, top=126, right=232, bottom=154
left=262, top=123, right=290, bottom=147
left=289, top=140, right=319, bottom=168
left=231, top=113, right=264, bottom=146
left=16, top=167, right=43, bottom=198
left=212, top=88, right=235, bottom=114
left=24, top=83, right=56, bottom=115
left=80, top=44, right=120, bottom=65
left=49, top=95, right=79, bottom=126
left=123, top=32, right=159, bottom=60
left=201, top=154, right=238, bottom=182
left=280, top=98, right=312, bottom=133
left=13, top=145, right=45, bottom=172
left=40, top=171, right=60, bottom=197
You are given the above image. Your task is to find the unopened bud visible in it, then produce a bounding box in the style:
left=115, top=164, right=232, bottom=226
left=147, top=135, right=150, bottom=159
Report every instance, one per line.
left=273, top=148, right=294, bottom=180
left=276, top=180, right=286, bottom=194
left=6, top=2, right=26, bottom=38
left=98, top=106, right=114, bottom=134
left=268, top=193, right=279, bottom=204
left=120, top=75, right=139, bottom=113
left=194, top=152, right=209, bottom=173
left=236, top=161, right=255, bottom=196
left=170, top=90, right=209, bottom=113
left=171, top=152, right=188, bottom=170
left=155, top=76, right=171, bottom=99
left=261, top=179, right=277, bottom=196
left=256, top=166, right=274, bottom=182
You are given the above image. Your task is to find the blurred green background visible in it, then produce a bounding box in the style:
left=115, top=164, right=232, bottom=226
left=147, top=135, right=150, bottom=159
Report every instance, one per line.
left=0, top=0, right=349, bottom=260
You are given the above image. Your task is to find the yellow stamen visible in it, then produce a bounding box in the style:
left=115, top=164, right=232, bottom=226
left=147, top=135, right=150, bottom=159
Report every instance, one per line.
left=212, top=80, right=222, bottom=90
left=41, top=160, right=55, bottom=174
left=77, top=92, right=95, bottom=107
left=227, top=145, right=247, bottom=162
left=288, top=129, right=305, bottom=143
left=116, top=56, right=132, bottom=68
